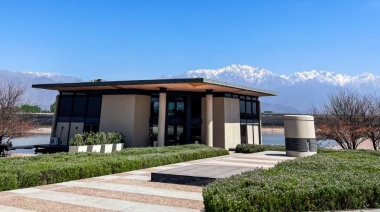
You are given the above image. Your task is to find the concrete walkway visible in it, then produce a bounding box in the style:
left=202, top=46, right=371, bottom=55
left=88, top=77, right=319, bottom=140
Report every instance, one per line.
left=0, top=151, right=294, bottom=212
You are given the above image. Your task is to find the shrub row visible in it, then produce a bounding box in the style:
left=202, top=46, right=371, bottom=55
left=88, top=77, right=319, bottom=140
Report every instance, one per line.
left=203, top=149, right=380, bottom=211
left=235, top=144, right=285, bottom=153
left=0, top=144, right=228, bottom=191
left=69, top=131, right=123, bottom=146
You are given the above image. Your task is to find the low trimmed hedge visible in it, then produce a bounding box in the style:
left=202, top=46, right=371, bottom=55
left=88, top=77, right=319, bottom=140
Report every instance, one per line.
left=235, top=144, right=285, bottom=153
left=203, top=149, right=380, bottom=211
left=0, top=144, right=228, bottom=191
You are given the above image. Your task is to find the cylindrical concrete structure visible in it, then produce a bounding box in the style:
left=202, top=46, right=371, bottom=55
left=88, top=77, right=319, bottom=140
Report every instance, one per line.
left=284, top=115, right=317, bottom=157
left=157, top=91, right=167, bottom=147
left=206, top=92, right=213, bottom=147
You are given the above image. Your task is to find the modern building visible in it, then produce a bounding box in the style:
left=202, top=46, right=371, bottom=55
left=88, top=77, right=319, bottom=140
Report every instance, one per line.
left=32, top=78, right=277, bottom=150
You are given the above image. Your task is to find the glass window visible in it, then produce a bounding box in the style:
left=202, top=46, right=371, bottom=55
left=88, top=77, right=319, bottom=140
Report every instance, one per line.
left=246, top=101, right=252, bottom=120
left=240, top=100, right=246, bottom=119
left=252, top=101, right=257, bottom=116
left=87, top=96, right=102, bottom=118
left=168, top=102, right=175, bottom=116
left=58, top=96, right=73, bottom=118
left=72, top=96, right=86, bottom=117
left=191, top=97, right=201, bottom=118
left=240, top=125, right=247, bottom=144
left=150, top=97, right=159, bottom=118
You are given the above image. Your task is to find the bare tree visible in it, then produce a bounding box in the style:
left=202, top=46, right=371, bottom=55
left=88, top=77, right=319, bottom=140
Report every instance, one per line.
left=315, top=89, right=371, bottom=149
left=364, top=96, right=380, bottom=150
left=0, top=81, right=36, bottom=144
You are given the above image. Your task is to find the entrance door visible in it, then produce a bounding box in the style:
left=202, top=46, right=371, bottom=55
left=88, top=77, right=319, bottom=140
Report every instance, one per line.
left=167, top=125, right=185, bottom=145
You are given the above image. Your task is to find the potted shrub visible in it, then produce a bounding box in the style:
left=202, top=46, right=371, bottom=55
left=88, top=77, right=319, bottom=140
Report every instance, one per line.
left=100, top=132, right=113, bottom=154
left=109, top=132, right=124, bottom=152
left=86, top=132, right=101, bottom=153
left=69, top=134, right=87, bottom=153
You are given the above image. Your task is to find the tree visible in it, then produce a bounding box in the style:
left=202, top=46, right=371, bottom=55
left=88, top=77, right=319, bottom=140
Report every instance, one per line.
left=315, top=89, right=371, bottom=149
left=20, top=104, right=42, bottom=113
left=50, top=102, right=55, bottom=113
left=0, top=81, right=36, bottom=144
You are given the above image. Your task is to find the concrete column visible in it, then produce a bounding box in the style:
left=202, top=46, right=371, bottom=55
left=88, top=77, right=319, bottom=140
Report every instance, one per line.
left=157, top=88, right=167, bottom=147
left=206, top=90, right=213, bottom=147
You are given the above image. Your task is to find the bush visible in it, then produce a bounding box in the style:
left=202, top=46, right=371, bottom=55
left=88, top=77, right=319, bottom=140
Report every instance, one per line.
left=235, top=144, right=285, bottom=153
left=203, top=150, right=380, bottom=211
left=0, top=144, right=228, bottom=191
left=69, top=131, right=123, bottom=146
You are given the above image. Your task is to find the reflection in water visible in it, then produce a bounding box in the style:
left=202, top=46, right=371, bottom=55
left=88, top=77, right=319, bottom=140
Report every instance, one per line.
left=10, top=134, right=50, bottom=154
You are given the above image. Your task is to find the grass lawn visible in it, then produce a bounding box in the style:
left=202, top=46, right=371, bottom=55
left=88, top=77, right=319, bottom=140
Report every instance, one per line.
left=0, top=144, right=228, bottom=191
left=203, top=148, right=380, bottom=211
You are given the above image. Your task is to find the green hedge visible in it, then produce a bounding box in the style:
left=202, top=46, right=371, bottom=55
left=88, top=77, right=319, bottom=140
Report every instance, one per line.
left=203, top=149, right=380, bottom=211
left=0, top=144, right=228, bottom=191
left=235, top=144, right=285, bottom=153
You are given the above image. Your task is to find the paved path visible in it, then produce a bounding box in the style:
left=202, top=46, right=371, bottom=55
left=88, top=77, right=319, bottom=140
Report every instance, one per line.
left=0, top=151, right=293, bottom=212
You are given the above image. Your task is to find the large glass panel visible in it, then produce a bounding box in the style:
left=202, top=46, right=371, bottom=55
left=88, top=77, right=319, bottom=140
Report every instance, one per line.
left=240, top=100, right=246, bottom=120
left=252, top=101, right=257, bottom=117
left=150, top=97, right=159, bottom=118
left=72, top=96, right=86, bottom=118
left=191, top=97, right=201, bottom=118
left=87, top=96, right=102, bottom=118
left=167, top=125, right=175, bottom=145
left=246, top=101, right=252, bottom=120
left=58, top=96, right=73, bottom=120
left=240, top=125, right=247, bottom=144
left=168, top=102, right=175, bottom=116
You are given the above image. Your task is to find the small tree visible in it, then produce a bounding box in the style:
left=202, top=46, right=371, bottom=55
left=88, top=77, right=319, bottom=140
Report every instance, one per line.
left=50, top=102, right=55, bottom=113
left=315, top=89, right=371, bottom=149
left=0, top=81, right=36, bottom=144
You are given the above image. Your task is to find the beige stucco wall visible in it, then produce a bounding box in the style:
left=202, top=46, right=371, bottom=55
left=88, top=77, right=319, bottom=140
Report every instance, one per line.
left=201, top=97, right=206, bottom=145
left=131, top=95, right=151, bottom=147
left=213, top=97, right=225, bottom=149
left=99, top=94, right=151, bottom=147
left=223, top=98, right=241, bottom=149
left=253, top=124, right=260, bottom=145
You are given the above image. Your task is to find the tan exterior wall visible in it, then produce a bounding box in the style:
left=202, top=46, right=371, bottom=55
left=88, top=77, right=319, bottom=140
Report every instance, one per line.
left=201, top=97, right=206, bottom=145
left=247, top=125, right=253, bottom=145
left=131, top=95, right=151, bottom=147
left=223, top=98, right=241, bottom=149
left=213, top=97, right=225, bottom=148
left=253, top=124, right=260, bottom=145
left=99, top=95, right=151, bottom=147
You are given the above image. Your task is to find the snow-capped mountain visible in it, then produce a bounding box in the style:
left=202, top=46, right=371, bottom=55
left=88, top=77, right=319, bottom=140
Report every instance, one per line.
left=0, top=70, right=82, bottom=109
left=166, top=65, right=380, bottom=113
left=3, top=65, right=380, bottom=113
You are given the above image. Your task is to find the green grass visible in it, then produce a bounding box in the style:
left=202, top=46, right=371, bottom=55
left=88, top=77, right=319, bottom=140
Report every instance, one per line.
left=203, top=149, right=380, bottom=211
left=0, top=144, right=228, bottom=191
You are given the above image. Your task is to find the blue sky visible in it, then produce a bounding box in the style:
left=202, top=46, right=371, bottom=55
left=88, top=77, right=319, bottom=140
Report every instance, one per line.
left=1, top=0, right=380, bottom=80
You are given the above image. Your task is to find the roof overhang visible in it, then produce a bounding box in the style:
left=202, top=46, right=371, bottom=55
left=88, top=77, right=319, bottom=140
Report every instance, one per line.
left=32, top=78, right=277, bottom=97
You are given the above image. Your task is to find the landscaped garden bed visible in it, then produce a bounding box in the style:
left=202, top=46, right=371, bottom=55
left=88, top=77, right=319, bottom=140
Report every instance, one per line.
left=0, top=144, right=228, bottom=191
left=235, top=144, right=285, bottom=153
left=203, top=148, right=380, bottom=211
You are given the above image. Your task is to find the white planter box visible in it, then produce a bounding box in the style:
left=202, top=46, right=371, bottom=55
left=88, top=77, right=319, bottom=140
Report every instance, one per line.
left=87, top=145, right=101, bottom=153
left=112, top=143, right=124, bottom=152
left=101, top=144, right=113, bottom=154
left=69, top=145, right=88, bottom=153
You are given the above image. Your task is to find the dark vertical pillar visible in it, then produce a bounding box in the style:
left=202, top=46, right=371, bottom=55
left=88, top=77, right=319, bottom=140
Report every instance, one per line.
left=186, top=95, right=192, bottom=144
left=257, top=99, right=262, bottom=145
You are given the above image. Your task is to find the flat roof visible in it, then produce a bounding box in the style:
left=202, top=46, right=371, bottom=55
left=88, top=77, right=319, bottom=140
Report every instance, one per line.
left=32, top=78, right=277, bottom=97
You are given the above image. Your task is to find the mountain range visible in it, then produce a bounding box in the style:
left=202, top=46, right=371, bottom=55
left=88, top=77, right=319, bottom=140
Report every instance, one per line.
left=165, top=65, right=380, bottom=113
left=2, top=65, right=379, bottom=113
left=0, top=70, right=82, bottom=109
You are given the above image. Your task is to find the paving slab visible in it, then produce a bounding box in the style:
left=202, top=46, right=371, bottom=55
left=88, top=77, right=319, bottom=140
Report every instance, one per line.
left=151, top=151, right=295, bottom=186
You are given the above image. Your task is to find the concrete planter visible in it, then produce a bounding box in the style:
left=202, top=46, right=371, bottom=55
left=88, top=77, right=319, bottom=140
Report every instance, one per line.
left=69, top=145, right=88, bottom=153
left=87, top=145, right=101, bottom=153
left=100, top=144, right=113, bottom=154
left=112, top=143, right=124, bottom=152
